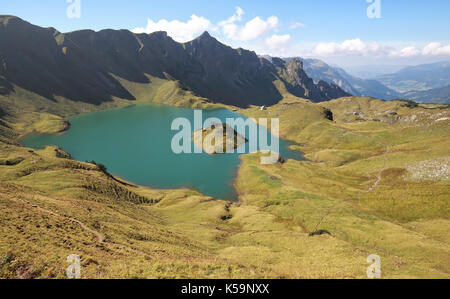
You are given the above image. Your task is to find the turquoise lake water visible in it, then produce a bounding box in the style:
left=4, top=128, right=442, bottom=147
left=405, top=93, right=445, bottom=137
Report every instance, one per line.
left=21, top=104, right=304, bottom=201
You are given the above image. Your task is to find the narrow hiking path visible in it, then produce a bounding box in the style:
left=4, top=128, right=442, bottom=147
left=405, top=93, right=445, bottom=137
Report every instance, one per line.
left=3, top=194, right=166, bottom=259
left=340, top=128, right=390, bottom=192
left=368, top=144, right=390, bottom=191
left=369, top=169, right=383, bottom=191
left=310, top=130, right=392, bottom=233
left=12, top=196, right=105, bottom=242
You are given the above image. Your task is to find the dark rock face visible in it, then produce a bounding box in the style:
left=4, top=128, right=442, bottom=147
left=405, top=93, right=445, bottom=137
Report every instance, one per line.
left=323, top=108, right=333, bottom=121
left=0, top=15, right=350, bottom=107
left=273, top=59, right=350, bottom=102
left=0, top=76, right=13, bottom=95
left=181, top=32, right=284, bottom=107
left=284, top=57, right=400, bottom=101
left=0, top=16, right=137, bottom=104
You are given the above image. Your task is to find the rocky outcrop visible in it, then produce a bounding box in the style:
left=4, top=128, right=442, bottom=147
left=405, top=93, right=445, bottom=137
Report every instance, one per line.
left=272, top=58, right=350, bottom=102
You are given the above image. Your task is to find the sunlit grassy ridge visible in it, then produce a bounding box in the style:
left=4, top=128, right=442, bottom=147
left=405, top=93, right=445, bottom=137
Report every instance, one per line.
left=0, top=87, right=449, bottom=278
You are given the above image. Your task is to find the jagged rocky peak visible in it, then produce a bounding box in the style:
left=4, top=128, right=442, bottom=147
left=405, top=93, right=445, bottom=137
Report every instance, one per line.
left=187, top=31, right=222, bottom=47
left=271, top=57, right=304, bottom=70
left=198, top=31, right=213, bottom=40
left=270, top=57, right=286, bottom=67
left=286, top=58, right=304, bottom=70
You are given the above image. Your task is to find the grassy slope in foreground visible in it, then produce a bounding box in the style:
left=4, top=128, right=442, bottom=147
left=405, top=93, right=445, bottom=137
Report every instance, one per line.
left=0, top=83, right=449, bottom=278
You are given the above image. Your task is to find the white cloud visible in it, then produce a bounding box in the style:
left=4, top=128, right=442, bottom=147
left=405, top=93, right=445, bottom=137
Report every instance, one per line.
left=133, top=7, right=280, bottom=43
left=290, top=22, right=305, bottom=30
left=265, top=34, right=291, bottom=49
left=132, top=15, right=212, bottom=42
left=219, top=6, right=244, bottom=25
left=389, top=46, right=421, bottom=57
left=218, top=7, right=279, bottom=41
left=132, top=9, right=450, bottom=63
left=309, top=39, right=450, bottom=59
left=422, top=42, right=450, bottom=56
left=312, top=39, right=384, bottom=57
left=385, top=43, right=450, bottom=57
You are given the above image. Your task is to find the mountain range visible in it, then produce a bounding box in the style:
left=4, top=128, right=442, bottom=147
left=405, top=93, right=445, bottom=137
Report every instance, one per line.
left=403, top=84, right=450, bottom=104
left=282, top=57, right=449, bottom=104
left=0, top=15, right=349, bottom=108
left=340, top=64, right=407, bottom=79
left=376, top=61, right=450, bottom=93
left=299, top=58, right=401, bottom=100
left=1, top=15, right=448, bottom=108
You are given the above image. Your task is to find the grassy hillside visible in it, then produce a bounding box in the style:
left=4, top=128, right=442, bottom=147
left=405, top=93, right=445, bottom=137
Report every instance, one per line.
left=0, top=86, right=449, bottom=278
left=237, top=96, right=449, bottom=278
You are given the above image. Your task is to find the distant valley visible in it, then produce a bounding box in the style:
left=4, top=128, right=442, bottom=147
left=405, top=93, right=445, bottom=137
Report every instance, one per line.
left=376, top=61, right=450, bottom=93
left=300, top=58, right=400, bottom=100
left=341, top=64, right=407, bottom=79
left=278, top=57, right=450, bottom=104
left=403, top=84, right=450, bottom=104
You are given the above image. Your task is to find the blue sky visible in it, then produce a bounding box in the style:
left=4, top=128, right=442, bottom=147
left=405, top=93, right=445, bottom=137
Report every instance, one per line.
left=2, top=0, right=450, bottom=67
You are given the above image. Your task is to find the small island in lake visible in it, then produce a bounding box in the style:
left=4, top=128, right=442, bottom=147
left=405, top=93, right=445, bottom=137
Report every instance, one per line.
left=193, top=123, right=248, bottom=155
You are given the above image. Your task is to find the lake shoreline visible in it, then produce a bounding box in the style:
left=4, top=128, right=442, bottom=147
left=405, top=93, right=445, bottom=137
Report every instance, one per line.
left=20, top=103, right=304, bottom=202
